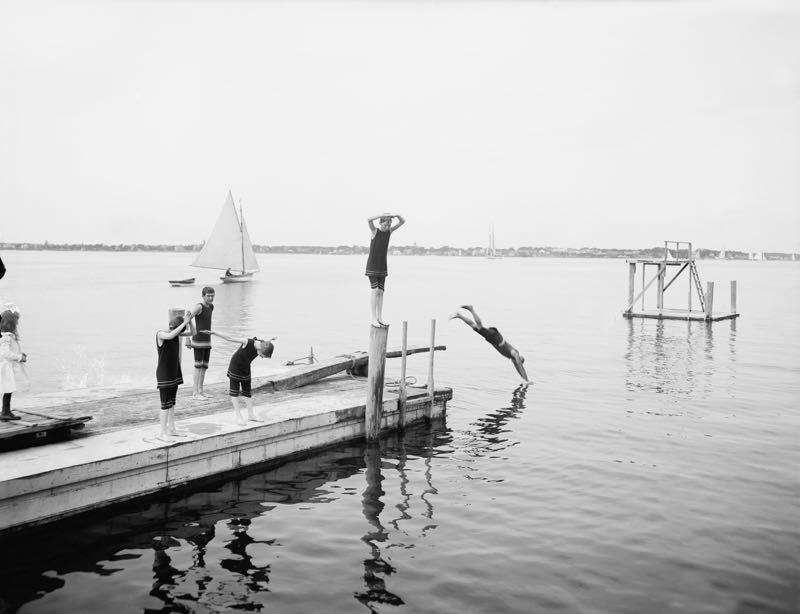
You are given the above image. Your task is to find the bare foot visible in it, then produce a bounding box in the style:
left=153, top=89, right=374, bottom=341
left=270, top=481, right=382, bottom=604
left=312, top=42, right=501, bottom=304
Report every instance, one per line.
left=371, top=320, right=382, bottom=327
left=248, top=415, right=264, bottom=422
left=235, top=416, right=247, bottom=426
left=156, top=434, right=175, bottom=443
left=448, top=311, right=461, bottom=320
left=460, top=304, right=473, bottom=311
left=201, top=392, right=214, bottom=399
left=191, top=394, right=206, bottom=402
left=167, top=430, right=188, bottom=437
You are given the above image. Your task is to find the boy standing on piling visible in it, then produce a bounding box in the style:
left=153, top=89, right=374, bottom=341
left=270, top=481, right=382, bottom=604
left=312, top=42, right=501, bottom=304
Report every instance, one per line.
left=202, top=330, right=276, bottom=425
left=187, top=287, right=215, bottom=401
left=365, top=213, right=405, bottom=327
left=156, top=311, right=194, bottom=441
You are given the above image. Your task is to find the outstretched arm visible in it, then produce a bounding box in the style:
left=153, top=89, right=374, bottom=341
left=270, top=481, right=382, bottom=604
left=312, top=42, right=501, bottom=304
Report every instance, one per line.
left=367, top=215, right=381, bottom=232
left=202, top=330, right=248, bottom=346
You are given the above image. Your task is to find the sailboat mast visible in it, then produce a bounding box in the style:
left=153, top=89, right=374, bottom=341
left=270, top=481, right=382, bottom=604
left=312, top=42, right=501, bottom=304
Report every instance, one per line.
left=239, top=199, right=245, bottom=274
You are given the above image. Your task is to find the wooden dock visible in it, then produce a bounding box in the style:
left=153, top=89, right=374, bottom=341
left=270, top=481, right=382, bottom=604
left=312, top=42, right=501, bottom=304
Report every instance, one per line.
left=0, top=410, right=92, bottom=452
left=0, top=342, right=451, bottom=535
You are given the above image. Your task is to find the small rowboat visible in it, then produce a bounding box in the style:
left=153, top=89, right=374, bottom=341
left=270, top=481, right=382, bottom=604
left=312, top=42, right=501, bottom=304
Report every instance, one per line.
left=168, top=278, right=196, bottom=287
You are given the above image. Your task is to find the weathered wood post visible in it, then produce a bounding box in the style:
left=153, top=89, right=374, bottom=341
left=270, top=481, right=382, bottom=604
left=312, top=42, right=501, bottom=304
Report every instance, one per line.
left=705, top=281, right=715, bottom=320
left=627, top=262, right=635, bottom=314
left=730, top=280, right=737, bottom=314
left=366, top=324, right=389, bottom=441
left=657, top=262, right=665, bottom=315
left=398, top=321, right=408, bottom=429
left=426, top=319, right=436, bottom=419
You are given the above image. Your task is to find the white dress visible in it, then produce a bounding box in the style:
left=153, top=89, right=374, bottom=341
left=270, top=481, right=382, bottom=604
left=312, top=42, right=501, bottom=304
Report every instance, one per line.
left=0, top=332, right=26, bottom=393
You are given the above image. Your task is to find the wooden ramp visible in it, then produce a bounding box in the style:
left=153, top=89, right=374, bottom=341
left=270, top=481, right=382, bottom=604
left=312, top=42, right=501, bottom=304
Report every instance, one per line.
left=0, top=410, right=92, bottom=452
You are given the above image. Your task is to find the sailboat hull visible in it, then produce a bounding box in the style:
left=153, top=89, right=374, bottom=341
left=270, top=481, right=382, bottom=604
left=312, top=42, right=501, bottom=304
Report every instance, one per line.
left=220, top=273, right=254, bottom=283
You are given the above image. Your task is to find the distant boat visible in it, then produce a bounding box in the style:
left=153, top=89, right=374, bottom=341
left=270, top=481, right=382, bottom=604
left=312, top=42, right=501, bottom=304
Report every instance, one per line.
left=487, top=226, right=501, bottom=259
left=168, top=277, right=195, bottom=287
left=191, top=191, right=260, bottom=283
left=718, top=249, right=726, bottom=260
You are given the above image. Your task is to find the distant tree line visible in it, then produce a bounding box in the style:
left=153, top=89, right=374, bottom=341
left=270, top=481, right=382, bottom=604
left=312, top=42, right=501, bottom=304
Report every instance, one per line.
left=0, top=242, right=796, bottom=261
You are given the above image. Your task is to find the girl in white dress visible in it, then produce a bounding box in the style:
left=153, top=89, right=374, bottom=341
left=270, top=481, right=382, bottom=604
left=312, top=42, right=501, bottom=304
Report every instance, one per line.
left=0, top=309, right=28, bottom=421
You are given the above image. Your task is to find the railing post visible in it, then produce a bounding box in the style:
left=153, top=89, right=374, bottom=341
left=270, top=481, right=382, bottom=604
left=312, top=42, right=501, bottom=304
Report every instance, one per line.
left=705, top=282, right=715, bottom=320
left=398, top=321, right=408, bottom=429
left=730, top=280, right=737, bottom=314
left=426, top=319, right=436, bottom=419
left=366, top=324, right=389, bottom=440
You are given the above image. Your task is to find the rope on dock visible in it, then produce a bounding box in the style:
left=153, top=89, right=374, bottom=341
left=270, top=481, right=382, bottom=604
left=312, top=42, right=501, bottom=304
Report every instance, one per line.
left=385, top=376, right=417, bottom=390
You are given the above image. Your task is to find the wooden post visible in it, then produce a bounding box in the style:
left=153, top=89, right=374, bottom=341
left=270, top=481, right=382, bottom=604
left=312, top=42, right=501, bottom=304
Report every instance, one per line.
left=688, top=265, right=692, bottom=313
left=398, top=321, right=408, bottom=429
left=426, top=319, right=436, bottom=419
left=657, top=263, right=665, bottom=315
left=365, top=324, right=389, bottom=441
left=705, top=281, right=715, bottom=319
left=730, top=280, right=737, bottom=313
left=627, top=262, right=635, bottom=314
left=641, top=264, right=646, bottom=311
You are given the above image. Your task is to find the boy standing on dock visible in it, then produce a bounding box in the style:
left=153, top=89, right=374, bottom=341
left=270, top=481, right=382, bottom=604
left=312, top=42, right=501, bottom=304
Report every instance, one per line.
left=365, top=213, right=405, bottom=327
left=202, top=330, right=276, bottom=425
left=450, top=305, right=530, bottom=382
left=187, top=287, right=215, bottom=401
left=156, top=311, right=194, bottom=441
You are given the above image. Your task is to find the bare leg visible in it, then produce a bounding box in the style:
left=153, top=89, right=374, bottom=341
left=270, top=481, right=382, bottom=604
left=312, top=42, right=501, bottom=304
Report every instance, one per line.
left=449, top=311, right=479, bottom=331
left=198, top=369, right=210, bottom=397
left=166, top=407, right=188, bottom=437
left=157, top=411, right=174, bottom=442
left=370, top=287, right=383, bottom=327
left=376, top=289, right=386, bottom=325
left=230, top=396, right=246, bottom=426
left=461, top=305, right=483, bottom=329
left=245, top=397, right=263, bottom=422
left=192, top=368, right=202, bottom=399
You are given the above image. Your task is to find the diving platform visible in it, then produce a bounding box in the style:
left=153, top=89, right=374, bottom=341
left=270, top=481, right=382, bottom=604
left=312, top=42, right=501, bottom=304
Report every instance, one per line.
left=623, top=241, right=740, bottom=322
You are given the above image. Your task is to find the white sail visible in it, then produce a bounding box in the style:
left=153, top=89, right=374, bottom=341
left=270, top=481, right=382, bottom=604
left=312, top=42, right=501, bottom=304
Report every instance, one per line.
left=191, top=191, right=260, bottom=273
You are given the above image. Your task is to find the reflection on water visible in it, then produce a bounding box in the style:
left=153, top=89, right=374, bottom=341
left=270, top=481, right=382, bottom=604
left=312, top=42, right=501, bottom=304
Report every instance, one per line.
left=624, top=319, right=738, bottom=401
left=0, top=421, right=456, bottom=613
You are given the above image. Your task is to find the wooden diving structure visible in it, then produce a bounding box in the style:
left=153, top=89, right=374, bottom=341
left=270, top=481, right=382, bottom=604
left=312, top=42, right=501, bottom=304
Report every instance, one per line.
left=623, top=241, right=740, bottom=322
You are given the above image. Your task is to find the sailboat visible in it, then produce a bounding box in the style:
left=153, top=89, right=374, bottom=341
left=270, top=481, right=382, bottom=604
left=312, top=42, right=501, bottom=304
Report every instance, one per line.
left=191, top=191, right=260, bottom=283
left=487, top=226, right=501, bottom=259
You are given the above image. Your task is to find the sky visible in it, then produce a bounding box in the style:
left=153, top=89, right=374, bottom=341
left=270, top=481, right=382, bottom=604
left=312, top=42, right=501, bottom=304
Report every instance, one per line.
left=1, top=0, right=799, bottom=252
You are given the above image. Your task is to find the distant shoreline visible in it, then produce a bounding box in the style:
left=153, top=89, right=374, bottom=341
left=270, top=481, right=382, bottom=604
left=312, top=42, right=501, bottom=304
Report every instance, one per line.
left=0, top=242, right=797, bottom=261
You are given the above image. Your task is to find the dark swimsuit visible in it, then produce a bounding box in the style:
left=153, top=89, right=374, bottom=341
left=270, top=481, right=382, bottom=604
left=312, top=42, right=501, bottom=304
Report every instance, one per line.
left=478, top=326, right=513, bottom=359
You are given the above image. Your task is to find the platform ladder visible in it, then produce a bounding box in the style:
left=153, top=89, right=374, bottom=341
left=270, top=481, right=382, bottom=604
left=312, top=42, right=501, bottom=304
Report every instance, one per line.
left=663, top=241, right=705, bottom=313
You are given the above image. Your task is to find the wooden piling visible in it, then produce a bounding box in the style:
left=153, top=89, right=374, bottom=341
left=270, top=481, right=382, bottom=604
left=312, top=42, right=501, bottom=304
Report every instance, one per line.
left=705, top=281, right=715, bottom=319
left=730, top=280, right=737, bottom=314
left=657, top=263, right=665, bottom=314
left=398, top=321, right=408, bottom=429
left=365, top=324, right=389, bottom=441
left=427, top=319, right=436, bottom=419
left=627, top=262, right=635, bottom=314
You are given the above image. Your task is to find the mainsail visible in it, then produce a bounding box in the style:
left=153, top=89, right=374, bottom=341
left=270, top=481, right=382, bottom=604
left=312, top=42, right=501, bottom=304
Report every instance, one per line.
left=191, top=191, right=260, bottom=274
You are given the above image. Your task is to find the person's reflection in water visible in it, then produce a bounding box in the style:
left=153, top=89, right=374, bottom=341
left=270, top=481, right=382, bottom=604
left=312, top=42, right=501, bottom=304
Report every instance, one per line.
left=220, top=518, right=271, bottom=591
left=356, top=441, right=404, bottom=609
left=150, top=535, right=183, bottom=605
left=473, top=383, right=528, bottom=443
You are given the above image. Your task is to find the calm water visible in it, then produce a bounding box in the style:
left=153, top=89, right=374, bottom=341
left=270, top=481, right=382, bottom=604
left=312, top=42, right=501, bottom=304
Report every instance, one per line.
left=0, top=251, right=798, bottom=613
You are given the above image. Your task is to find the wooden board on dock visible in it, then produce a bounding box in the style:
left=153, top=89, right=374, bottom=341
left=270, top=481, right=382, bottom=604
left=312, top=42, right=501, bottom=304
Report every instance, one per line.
left=0, top=410, right=92, bottom=451
left=254, top=344, right=446, bottom=392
